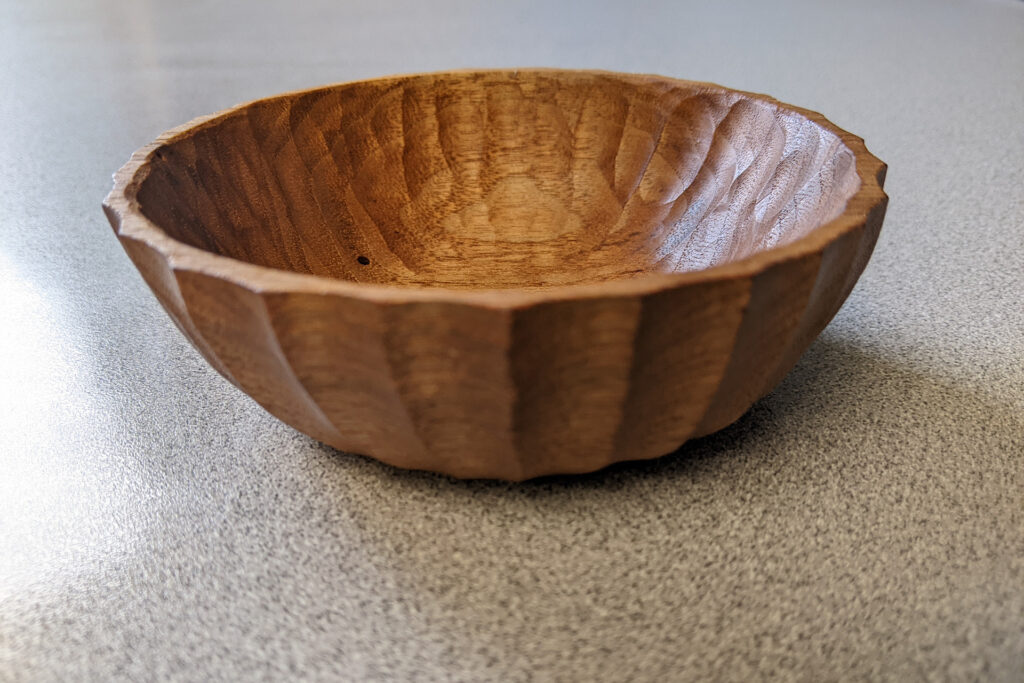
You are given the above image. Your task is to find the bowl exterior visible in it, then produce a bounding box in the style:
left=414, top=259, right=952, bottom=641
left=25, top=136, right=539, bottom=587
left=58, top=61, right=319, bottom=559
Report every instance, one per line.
left=107, top=194, right=885, bottom=480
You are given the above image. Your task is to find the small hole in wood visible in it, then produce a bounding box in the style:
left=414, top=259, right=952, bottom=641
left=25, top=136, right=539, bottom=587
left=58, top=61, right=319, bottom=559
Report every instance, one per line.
left=357, top=256, right=370, bottom=265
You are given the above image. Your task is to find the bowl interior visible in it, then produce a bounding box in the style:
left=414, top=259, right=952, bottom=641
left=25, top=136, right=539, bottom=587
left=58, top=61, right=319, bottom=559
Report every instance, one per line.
left=136, top=71, right=860, bottom=289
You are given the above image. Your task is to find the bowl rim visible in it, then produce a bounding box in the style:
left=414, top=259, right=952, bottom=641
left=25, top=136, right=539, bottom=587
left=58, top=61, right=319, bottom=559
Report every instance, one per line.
left=103, top=68, right=887, bottom=308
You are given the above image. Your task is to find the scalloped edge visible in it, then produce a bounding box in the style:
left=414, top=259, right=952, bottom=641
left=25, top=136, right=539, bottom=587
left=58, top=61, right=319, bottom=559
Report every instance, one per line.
left=103, top=68, right=887, bottom=309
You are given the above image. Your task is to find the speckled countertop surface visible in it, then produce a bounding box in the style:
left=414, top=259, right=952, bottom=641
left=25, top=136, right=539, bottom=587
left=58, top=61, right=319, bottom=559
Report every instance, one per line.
left=1, top=0, right=1022, bottom=680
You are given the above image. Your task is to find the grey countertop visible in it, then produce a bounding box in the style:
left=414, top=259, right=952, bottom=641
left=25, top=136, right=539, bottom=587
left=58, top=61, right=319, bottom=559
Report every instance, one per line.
left=2, top=0, right=1022, bottom=680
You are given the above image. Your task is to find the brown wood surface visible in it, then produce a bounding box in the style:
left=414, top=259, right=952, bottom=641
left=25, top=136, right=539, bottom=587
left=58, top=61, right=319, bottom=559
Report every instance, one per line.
left=104, top=69, right=887, bottom=480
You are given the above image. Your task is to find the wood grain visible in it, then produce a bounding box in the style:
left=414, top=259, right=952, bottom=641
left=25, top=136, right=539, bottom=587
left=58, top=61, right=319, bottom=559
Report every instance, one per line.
left=104, top=69, right=887, bottom=480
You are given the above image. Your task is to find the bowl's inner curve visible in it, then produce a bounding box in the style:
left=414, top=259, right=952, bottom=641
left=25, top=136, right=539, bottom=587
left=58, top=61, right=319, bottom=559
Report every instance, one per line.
left=137, top=71, right=860, bottom=289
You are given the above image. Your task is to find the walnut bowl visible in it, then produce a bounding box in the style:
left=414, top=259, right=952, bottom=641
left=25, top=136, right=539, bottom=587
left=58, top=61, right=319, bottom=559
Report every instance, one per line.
left=103, top=69, right=887, bottom=480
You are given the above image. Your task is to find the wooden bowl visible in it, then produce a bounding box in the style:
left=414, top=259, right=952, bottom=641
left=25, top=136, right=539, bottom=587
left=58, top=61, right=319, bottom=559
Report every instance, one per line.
left=103, top=69, right=887, bottom=480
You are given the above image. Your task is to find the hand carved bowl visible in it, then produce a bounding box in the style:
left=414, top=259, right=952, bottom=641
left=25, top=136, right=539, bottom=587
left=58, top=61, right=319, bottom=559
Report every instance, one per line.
left=104, top=69, right=887, bottom=480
